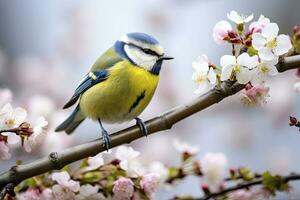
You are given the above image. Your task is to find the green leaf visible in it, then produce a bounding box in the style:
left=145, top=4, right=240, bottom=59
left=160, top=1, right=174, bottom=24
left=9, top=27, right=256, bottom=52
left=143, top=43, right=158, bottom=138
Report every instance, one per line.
left=262, top=171, right=289, bottom=196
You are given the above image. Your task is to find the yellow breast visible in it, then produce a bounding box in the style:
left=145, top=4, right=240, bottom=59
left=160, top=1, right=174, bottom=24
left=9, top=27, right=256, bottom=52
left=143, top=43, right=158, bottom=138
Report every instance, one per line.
left=79, top=60, right=159, bottom=123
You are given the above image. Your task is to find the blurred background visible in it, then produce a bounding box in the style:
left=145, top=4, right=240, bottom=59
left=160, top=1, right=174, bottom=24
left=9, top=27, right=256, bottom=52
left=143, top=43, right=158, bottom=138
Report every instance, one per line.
left=0, top=0, right=300, bottom=199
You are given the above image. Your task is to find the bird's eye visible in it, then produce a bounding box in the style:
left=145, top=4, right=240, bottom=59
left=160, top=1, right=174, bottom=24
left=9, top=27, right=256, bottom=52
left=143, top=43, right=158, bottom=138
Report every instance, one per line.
left=143, top=49, right=152, bottom=54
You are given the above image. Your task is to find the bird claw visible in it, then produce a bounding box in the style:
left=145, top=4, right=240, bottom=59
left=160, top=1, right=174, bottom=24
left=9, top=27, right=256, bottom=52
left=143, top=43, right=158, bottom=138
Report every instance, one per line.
left=101, top=130, right=111, bottom=151
left=135, top=117, right=148, bottom=137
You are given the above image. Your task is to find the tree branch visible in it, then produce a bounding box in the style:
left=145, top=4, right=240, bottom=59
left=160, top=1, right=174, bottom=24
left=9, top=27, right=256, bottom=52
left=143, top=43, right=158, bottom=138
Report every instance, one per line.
left=196, top=173, right=300, bottom=200
left=0, top=55, right=299, bottom=191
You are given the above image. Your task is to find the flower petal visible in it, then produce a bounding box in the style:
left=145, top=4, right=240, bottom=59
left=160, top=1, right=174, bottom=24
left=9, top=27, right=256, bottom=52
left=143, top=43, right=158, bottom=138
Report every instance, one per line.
left=252, top=33, right=266, bottom=50
left=237, top=53, right=258, bottom=69
left=274, top=34, right=292, bottom=56
left=194, top=81, right=210, bottom=95
left=220, top=65, right=233, bottom=81
left=236, top=67, right=252, bottom=84
left=207, top=68, right=217, bottom=84
left=258, top=47, right=275, bottom=61
left=220, top=55, right=236, bottom=68
left=14, top=107, right=27, bottom=125
left=192, top=55, right=209, bottom=73
left=262, top=23, right=279, bottom=38
left=244, top=13, right=254, bottom=23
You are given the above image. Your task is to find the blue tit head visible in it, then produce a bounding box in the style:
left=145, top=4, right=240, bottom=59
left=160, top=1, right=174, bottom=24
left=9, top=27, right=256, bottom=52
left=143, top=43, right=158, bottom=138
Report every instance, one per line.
left=114, top=32, right=173, bottom=75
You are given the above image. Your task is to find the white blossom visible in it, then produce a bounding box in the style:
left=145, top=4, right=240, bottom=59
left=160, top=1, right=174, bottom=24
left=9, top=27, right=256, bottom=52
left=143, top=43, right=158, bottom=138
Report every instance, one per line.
left=220, top=53, right=259, bottom=84
left=251, top=58, right=278, bottom=85
left=201, top=152, right=228, bottom=192
left=173, top=139, right=199, bottom=155
left=192, top=55, right=217, bottom=95
left=227, top=10, right=253, bottom=24
left=252, top=23, right=292, bottom=61
left=0, top=104, right=27, bottom=145
left=23, top=116, right=48, bottom=152
left=52, top=184, right=76, bottom=200
left=148, top=161, right=169, bottom=184
left=213, top=20, right=233, bottom=44
left=76, top=184, right=105, bottom=200
left=85, top=153, right=104, bottom=171
left=115, top=146, right=145, bottom=177
left=52, top=171, right=80, bottom=192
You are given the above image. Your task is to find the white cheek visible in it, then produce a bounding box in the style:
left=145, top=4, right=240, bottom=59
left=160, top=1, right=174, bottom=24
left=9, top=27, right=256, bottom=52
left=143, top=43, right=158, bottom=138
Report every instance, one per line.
left=124, top=45, right=157, bottom=71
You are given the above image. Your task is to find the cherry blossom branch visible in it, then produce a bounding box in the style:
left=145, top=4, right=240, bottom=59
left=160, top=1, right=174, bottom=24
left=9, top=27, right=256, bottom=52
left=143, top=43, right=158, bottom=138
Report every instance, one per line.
left=196, top=173, right=300, bottom=200
left=0, top=55, right=299, bottom=191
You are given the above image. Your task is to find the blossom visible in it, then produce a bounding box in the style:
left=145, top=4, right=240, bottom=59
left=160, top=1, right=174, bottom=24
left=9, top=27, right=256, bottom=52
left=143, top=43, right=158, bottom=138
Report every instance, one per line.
left=0, top=141, right=11, bottom=160
left=51, top=171, right=80, bottom=192
left=240, top=84, right=270, bottom=106
left=76, top=184, right=105, bottom=200
left=201, top=152, right=228, bottom=192
left=294, top=81, right=300, bottom=93
left=0, top=104, right=27, bottom=129
left=0, top=104, right=27, bottom=145
left=252, top=23, right=292, bottom=61
left=115, top=146, right=144, bottom=177
left=112, top=177, right=134, bottom=200
left=85, top=153, right=104, bottom=171
left=0, top=89, right=12, bottom=107
left=148, top=161, right=169, bottom=183
left=52, top=184, right=76, bottom=200
left=18, top=188, right=52, bottom=200
left=192, top=55, right=216, bottom=95
left=140, top=173, right=160, bottom=199
left=251, top=58, right=278, bottom=85
left=23, top=116, right=48, bottom=152
left=173, top=139, right=199, bottom=155
left=227, top=10, right=253, bottom=24
left=249, top=15, right=270, bottom=33
left=213, top=20, right=233, bottom=44
left=220, top=53, right=259, bottom=84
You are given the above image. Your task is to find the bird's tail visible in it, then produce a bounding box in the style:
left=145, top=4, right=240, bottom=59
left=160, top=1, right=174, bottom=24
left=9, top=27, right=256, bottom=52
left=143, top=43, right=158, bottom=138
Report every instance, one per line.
left=55, top=105, right=86, bottom=134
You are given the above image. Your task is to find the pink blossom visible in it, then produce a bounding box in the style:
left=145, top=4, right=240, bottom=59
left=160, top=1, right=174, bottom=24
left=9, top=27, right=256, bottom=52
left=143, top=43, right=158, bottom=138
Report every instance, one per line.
left=213, top=20, right=233, bottom=44
left=18, top=188, right=52, bottom=200
left=240, top=84, right=270, bottom=106
left=112, top=177, right=134, bottom=200
left=0, top=141, right=11, bottom=160
left=249, top=15, right=270, bottom=33
left=140, top=173, right=160, bottom=199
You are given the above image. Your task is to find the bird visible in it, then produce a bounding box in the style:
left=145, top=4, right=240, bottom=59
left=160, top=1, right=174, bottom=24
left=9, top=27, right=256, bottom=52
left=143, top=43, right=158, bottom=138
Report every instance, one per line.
left=55, top=32, right=173, bottom=150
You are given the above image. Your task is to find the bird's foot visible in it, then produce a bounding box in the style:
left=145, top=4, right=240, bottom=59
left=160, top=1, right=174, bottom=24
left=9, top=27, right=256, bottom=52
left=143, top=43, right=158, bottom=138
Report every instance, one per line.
left=101, top=129, right=111, bottom=151
left=135, top=117, right=148, bottom=137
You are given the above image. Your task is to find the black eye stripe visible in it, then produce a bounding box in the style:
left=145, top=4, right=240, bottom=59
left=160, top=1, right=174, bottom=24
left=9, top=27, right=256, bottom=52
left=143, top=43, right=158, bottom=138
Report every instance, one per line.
left=126, top=43, right=160, bottom=57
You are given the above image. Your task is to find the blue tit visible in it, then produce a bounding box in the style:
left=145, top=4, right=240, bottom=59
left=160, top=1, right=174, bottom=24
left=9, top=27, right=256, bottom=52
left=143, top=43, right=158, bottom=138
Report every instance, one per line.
left=55, top=32, right=173, bottom=150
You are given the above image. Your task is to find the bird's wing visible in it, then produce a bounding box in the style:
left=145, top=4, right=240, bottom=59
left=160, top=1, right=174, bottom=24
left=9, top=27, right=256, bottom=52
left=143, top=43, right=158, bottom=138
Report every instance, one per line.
left=63, top=46, right=124, bottom=109
left=63, top=70, right=109, bottom=109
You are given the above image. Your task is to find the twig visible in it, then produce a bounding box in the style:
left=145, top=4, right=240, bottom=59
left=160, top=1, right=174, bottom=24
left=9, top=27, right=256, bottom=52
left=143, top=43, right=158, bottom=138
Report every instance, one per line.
left=0, top=55, right=299, bottom=191
left=196, top=173, right=300, bottom=200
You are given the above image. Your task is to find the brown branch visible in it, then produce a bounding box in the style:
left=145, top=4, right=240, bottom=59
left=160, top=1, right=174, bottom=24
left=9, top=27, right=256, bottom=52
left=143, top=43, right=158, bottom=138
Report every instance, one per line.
left=196, top=173, right=300, bottom=200
left=0, top=55, right=299, bottom=192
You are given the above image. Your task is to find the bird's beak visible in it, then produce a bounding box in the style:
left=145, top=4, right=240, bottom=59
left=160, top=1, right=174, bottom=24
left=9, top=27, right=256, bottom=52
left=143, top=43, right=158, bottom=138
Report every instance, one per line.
left=158, top=56, right=174, bottom=61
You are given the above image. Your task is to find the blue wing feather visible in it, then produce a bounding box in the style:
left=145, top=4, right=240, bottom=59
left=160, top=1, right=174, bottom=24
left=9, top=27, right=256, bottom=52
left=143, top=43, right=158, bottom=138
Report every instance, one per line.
left=63, top=70, right=109, bottom=109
